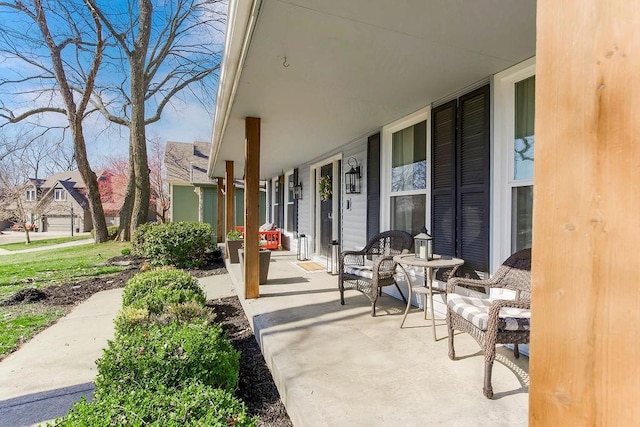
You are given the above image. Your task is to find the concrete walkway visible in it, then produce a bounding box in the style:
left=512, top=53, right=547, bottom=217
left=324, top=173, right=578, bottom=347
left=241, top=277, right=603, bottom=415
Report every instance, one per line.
left=0, top=275, right=236, bottom=427
left=0, top=239, right=95, bottom=256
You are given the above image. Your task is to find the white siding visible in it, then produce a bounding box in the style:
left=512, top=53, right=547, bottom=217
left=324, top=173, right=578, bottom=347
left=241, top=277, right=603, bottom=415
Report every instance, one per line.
left=340, top=138, right=368, bottom=252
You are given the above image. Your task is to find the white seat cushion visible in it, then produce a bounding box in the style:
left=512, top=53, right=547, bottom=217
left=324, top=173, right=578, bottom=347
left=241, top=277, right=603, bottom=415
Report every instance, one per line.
left=447, top=293, right=530, bottom=331
left=344, top=265, right=374, bottom=279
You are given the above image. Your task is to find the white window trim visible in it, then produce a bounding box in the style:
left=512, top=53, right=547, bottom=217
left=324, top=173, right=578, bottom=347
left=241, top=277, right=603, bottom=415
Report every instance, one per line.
left=283, top=169, right=294, bottom=233
left=271, top=176, right=279, bottom=226
left=491, top=57, right=536, bottom=272
left=380, top=106, right=431, bottom=232
left=54, top=188, right=66, bottom=201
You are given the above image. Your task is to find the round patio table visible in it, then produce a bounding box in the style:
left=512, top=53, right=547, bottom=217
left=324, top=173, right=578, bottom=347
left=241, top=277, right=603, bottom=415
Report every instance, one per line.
left=394, top=253, right=464, bottom=341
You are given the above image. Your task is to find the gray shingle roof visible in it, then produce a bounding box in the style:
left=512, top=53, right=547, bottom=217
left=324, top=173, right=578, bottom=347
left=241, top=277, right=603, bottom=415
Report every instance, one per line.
left=165, top=141, right=214, bottom=185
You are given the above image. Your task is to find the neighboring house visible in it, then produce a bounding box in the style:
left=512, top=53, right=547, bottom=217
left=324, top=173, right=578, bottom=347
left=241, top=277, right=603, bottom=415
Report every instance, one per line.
left=207, top=1, right=637, bottom=422
left=25, top=170, right=118, bottom=233
left=164, top=141, right=265, bottom=239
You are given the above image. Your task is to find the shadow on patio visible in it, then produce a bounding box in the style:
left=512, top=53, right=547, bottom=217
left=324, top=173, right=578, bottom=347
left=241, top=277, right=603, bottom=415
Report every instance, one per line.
left=227, top=251, right=529, bottom=427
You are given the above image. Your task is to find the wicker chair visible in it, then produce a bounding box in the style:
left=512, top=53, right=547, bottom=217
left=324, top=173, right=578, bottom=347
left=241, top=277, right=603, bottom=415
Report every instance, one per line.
left=446, top=248, right=531, bottom=398
left=339, top=230, right=413, bottom=316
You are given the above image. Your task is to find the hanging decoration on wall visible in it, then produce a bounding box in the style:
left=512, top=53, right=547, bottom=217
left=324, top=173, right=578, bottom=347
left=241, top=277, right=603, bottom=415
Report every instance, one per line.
left=318, top=175, right=332, bottom=201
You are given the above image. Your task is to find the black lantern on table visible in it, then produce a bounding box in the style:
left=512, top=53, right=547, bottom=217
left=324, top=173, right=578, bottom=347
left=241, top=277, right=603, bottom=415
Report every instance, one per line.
left=414, top=227, right=433, bottom=260
left=345, top=157, right=361, bottom=194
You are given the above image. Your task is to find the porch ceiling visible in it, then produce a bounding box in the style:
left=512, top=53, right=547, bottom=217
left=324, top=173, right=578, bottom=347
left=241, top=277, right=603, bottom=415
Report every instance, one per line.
left=210, top=0, right=536, bottom=179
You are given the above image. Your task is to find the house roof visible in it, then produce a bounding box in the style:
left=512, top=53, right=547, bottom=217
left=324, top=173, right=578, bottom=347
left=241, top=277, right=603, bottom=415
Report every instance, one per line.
left=58, top=180, right=89, bottom=210
left=208, top=0, right=536, bottom=179
left=165, top=141, right=214, bottom=185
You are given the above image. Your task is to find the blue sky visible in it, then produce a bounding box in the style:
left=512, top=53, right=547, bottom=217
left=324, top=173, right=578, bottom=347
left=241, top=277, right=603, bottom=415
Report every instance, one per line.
left=0, top=0, right=226, bottom=166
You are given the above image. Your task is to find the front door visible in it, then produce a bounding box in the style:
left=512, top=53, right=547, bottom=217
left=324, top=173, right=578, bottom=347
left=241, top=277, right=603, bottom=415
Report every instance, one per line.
left=319, top=164, right=333, bottom=257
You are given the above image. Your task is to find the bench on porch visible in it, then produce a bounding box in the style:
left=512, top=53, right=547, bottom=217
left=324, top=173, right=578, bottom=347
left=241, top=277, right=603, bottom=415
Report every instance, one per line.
left=235, top=225, right=282, bottom=250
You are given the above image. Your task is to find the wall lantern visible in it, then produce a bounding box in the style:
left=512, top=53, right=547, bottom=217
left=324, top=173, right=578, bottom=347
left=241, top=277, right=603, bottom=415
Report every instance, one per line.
left=345, top=157, right=361, bottom=194
left=414, top=226, right=433, bottom=260
left=294, top=182, right=303, bottom=200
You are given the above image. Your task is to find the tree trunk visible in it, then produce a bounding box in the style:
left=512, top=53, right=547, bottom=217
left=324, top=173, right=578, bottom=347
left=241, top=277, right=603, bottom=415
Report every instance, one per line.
left=72, top=118, right=108, bottom=243
left=117, top=153, right=135, bottom=241
left=129, top=52, right=150, bottom=233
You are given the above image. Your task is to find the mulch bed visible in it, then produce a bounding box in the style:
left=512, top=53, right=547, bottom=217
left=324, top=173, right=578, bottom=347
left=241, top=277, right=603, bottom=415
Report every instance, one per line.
left=1, top=255, right=293, bottom=426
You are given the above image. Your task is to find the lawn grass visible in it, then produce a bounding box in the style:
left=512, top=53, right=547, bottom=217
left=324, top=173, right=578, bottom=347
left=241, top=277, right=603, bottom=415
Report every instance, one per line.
left=0, top=305, right=66, bottom=360
left=0, top=241, right=129, bottom=301
left=0, top=235, right=90, bottom=251
left=0, top=241, right=130, bottom=358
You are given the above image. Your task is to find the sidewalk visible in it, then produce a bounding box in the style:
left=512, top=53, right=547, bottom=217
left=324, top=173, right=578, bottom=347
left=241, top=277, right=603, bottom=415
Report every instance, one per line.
left=0, top=239, right=94, bottom=256
left=0, top=274, right=236, bottom=427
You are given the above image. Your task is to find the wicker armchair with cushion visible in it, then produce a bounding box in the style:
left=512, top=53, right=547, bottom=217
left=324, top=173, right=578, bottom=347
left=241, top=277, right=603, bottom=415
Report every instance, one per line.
left=446, top=248, right=531, bottom=398
left=339, top=230, right=413, bottom=316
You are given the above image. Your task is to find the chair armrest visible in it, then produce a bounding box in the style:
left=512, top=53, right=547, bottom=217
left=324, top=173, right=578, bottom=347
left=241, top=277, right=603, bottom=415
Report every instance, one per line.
left=447, top=277, right=494, bottom=293
left=372, top=255, right=396, bottom=276
left=487, top=299, right=531, bottom=322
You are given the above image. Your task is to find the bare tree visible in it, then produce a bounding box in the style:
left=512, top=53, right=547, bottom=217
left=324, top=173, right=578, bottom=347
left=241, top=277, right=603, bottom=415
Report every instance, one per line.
left=0, top=156, right=35, bottom=243
left=148, top=137, right=169, bottom=222
left=0, top=0, right=110, bottom=242
left=86, top=0, right=223, bottom=239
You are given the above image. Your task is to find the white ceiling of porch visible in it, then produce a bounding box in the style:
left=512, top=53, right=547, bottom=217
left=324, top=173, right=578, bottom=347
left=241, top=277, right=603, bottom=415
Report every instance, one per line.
left=211, top=0, right=536, bottom=179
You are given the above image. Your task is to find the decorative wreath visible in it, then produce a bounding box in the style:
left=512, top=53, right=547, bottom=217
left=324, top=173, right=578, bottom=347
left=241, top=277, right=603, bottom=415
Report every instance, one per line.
left=318, top=175, right=332, bottom=201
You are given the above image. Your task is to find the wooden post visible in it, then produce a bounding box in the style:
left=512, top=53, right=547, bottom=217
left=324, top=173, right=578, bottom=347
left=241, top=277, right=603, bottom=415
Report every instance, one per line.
left=244, top=117, right=261, bottom=299
left=530, top=1, right=640, bottom=425
left=225, top=161, right=235, bottom=240
left=217, top=177, right=224, bottom=243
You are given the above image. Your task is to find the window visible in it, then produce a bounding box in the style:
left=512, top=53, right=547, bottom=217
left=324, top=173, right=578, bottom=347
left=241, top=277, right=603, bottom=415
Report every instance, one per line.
left=25, top=189, right=36, bottom=201
left=511, top=76, right=535, bottom=251
left=272, top=176, right=284, bottom=228
left=285, top=171, right=295, bottom=231
left=390, top=120, right=427, bottom=236
left=54, top=188, right=66, bottom=201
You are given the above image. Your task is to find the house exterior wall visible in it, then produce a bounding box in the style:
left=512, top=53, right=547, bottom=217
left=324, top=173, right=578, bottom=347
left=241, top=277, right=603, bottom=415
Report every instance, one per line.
left=340, top=138, right=368, bottom=253
left=170, top=184, right=199, bottom=222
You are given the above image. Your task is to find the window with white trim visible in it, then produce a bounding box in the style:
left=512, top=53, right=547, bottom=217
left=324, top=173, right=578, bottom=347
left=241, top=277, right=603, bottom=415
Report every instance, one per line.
left=390, top=120, right=427, bottom=236
left=285, top=171, right=295, bottom=232
left=511, top=76, right=535, bottom=251
left=54, top=188, right=66, bottom=201
left=25, top=189, right=36, bottom=201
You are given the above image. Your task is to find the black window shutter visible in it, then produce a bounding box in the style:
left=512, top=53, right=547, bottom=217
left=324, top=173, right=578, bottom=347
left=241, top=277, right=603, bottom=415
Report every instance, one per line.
left=457, top=85, right=490, bottom=273
left=367, top=133, right=381, bottom=241
left=278, top=175, right=285, bottom=228
left=293, top=168, right=299, bottom=233
left=431, top=100, right=457, bottom=257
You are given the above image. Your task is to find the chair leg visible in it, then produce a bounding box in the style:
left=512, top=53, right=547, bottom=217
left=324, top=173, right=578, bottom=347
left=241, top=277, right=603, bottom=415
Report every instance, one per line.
left=483, top=345, right=497, bottom=399
left=339, top=279, right=345, bottom=305
left=371, top=290, right=378, bottom=317
left=447, top=311, right=455, bottom=360
left=513, top=343, right=520, bottom=358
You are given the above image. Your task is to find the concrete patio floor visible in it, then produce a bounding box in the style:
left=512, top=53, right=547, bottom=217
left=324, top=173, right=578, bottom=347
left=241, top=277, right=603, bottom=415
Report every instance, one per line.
left=227, top=250, right=529, bottom=427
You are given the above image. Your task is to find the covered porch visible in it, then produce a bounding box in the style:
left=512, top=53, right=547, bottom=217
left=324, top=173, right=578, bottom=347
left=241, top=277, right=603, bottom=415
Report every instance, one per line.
left=225, top=250, right=529, bottom=426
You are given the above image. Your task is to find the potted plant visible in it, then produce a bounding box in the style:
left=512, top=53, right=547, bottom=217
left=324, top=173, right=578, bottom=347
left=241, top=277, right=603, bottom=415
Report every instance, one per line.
left=225, top=229, right=244, bottom=264
left=238, top=243, right=271, bottom=285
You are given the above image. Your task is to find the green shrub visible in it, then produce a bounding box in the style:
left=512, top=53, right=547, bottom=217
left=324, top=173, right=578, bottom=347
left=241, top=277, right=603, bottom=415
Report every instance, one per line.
left=114, top=302, right=215, bottom=335
left=121, top=269, right=205, bottom=314
left=52, top=382, right=257, bottom=427
left=226, top=229, right=242, bottom=241
left=95, top=322, right=240, bottom=394
left=120, top=247, right=131, bottom=255
left=132, top=221, right=215, bottom=268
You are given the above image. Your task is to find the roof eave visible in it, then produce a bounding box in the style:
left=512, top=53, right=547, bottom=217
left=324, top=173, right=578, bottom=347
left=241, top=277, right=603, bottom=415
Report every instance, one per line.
left=208, top=0, right=263, bottom=178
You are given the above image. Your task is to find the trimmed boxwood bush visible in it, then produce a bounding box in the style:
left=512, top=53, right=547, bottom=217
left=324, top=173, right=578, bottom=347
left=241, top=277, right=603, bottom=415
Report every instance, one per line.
left=114, top=302, right=215, bottom=335
left=132, top=221, right=215, bottom=268
left=95, top=321, right=240, bottom=394
left=122, top=269, right=206, bottom=314
left=53, top=382, right=257, bottom=427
